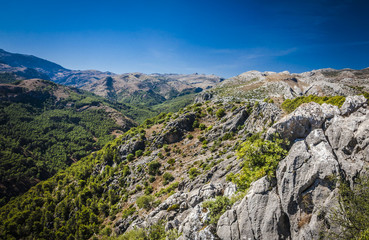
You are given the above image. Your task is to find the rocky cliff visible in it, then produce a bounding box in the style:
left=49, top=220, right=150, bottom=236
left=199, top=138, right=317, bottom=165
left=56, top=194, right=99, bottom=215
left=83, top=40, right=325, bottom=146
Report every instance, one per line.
left=118, top=95, right=369, bottom=240
left=217, top=95, right=368, bottom=240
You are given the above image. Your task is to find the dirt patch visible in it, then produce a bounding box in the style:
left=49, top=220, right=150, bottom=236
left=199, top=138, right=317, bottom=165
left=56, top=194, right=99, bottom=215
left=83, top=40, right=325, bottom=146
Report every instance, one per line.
left=240, top=82, right=264, bottom=92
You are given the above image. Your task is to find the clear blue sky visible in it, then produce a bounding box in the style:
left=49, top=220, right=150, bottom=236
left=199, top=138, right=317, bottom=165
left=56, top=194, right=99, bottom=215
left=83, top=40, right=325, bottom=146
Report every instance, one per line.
left=1, top=0, right=368, bottom=77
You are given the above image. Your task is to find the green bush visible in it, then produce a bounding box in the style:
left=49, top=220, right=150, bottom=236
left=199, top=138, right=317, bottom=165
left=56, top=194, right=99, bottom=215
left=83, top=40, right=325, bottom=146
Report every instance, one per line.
left=155, top=182, right=179, bottom=197
left=167, top=158, right=175, bottom=165
left=202, top=196, right=231, bottom=224
left=187, top=134, right=194, bottom=140
left=167, top=204, right=180, bottom=211
left=148, top=161, right=161, bottom=175
left=216, top=108, right=226, bottom=118
left=281, top=95, right=346, bottom=113
left=199, top=123, right=206, bottom=130
left=127, top=153, right=135, bottom=161
left=163, top=144, right=170, bottom=152
left=135, top=150, right=143, bottom=157
left=144, top=185, right=153, bottom=195
left=189, top=167, right=201, bottom=180
left=227, top=137, right=288, bottom=191
left=157, top=152, right=164, bottom=159
left=328, top=176, right=369, bottom=239
left=117, top=221, right=177, bottom=240
left=163, top=172, right=174, bottom=185
left=136, top=195, right=155, bottom=210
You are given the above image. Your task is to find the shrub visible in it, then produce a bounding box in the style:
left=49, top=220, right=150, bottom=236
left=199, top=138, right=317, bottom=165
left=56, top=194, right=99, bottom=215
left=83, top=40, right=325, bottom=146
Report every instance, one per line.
left=149, top=176, right=156, bottom=183
left=202, top=196, right=231, bottom=224
left=100, top=227, right=112, bottom=236
left=143, top=150, right=152, bottom=156
left=163, top=144, right=170, bottom=152
left=157, top=152, right=164, bottom=159
left=155, top=182, right=179, bottom=197
left=198, top=135, right=205, bottom=142
left=328, top=176, right=369, bottom=239
left=216, top=108, right=226, bottom=118
left=148, top=161, right=161, bottom=175
left=163, top=172, right=174, bottom=185
left=189, top=167, right=201, bottom=180
left=119, top=221, right=172, bottom=240
left=167, top=204, right=180, bottom=211
left=144, top=185, right=153, bottom=195
left=281, top=95, right=346, bottom=113
left=228, top=137, right=288, bottom=191
left=167, top=158, right=175, bottom=165
left=127, top=153, right=134, bottom=161
left=199, top=123, right=206, bottom=130
left=187, top=134, right=194, bottom=140
left=136, top=195, right=155, bottom=210
left=135, top=150, right=143, bottom=157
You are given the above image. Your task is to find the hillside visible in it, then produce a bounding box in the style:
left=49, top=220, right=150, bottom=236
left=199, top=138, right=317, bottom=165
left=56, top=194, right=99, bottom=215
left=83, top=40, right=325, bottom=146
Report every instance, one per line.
left=1, top=87, right=369, bottom=239
left=82, top=73, right=222, bottom=122
left=210, top=68, right=369, bottom=103
left=0, top=79, right=135, bottom=205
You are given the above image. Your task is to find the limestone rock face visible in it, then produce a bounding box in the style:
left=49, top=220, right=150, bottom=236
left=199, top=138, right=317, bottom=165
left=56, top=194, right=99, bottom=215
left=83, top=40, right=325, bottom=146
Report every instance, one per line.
left=217, top=97, right=369, bottom=240
left=195, top=91, right=213, bottom=103
left=266, top=102, right=326, bottom=144
left=114, top=95, right=368, bottom=240
left=119, top=135, right=145, bottom=160
left=243, top=102, right=283, bottom=134
left=340, top=95, right=367, bottom=116
left=152, top=113, right=196, bottom=146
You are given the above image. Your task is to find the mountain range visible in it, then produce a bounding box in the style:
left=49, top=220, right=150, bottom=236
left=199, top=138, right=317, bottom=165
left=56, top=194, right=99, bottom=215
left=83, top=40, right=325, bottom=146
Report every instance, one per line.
left=1, top=49, right=369, bottom=239
left=0, top=49, right=223, bottom=122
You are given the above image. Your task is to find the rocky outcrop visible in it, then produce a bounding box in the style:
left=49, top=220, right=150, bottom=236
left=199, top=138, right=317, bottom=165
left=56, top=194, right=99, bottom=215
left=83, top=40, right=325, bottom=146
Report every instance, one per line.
left=195, top=91, right=213, bottom=103
left=340, top=95, right=367, bottom=116
left=217, top=96, right=369, bottom=240
left=152, top=113, right=196, bottom=146
left=243, top=102, right=283, bottom=134
left=206, top=102, right=281, bottom=142
left=211, top=68, right=369, bottom=101
left=119, top=136, right=146, bottom=160
left=123, top=154, right=240, bottom=239
left=221, top=108, right=249, bottom=133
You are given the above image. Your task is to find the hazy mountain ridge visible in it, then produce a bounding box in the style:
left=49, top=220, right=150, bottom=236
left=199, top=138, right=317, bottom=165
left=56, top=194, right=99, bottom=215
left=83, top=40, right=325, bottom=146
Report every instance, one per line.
left=82, top=72, right=222, bottom=103
left=0, top=48, right=223, bottom=96
left=0, top=49, right=223, bottom=122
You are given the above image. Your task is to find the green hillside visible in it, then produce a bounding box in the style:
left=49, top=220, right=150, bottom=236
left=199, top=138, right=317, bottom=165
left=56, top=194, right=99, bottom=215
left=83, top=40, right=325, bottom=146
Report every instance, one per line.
left=0, top=79, right=135, bottom=205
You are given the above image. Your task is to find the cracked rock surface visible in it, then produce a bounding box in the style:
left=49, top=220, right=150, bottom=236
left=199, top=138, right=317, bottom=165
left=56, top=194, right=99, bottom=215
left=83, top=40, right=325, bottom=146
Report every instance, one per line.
left=217, top=97, right=369, bottom=240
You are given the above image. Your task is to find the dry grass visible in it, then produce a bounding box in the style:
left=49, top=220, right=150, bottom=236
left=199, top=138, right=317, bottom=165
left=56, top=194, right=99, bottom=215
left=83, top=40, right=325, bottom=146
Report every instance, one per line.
left=298, top=213, right=312, bottom=228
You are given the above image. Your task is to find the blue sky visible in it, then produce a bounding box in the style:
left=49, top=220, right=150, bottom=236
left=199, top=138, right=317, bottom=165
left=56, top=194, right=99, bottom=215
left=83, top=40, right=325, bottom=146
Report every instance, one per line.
left=0, top=0, right=368, bottom=77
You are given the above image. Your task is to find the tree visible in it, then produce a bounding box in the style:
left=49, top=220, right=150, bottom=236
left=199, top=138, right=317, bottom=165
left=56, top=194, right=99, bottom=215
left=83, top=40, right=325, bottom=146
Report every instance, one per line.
left=216, top=108, right=226, bottom=119
left=228, top=137, right=287, bottom=191
left=328, top=176, right=369, bottom=239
